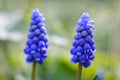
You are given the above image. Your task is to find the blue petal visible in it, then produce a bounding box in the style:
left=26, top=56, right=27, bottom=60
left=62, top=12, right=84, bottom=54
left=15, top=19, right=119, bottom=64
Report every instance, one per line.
left=30, top=20, right=36, bottom=26
left=80, top=13, right=89, bottom=20
left=26, top=54, right=34, bottom=63
left=40, top=47, right=47, bottom=54
left=34, top=29, right=41, bottom=35
left=39, top=33, right=45, bottom=39
left=35, top=17, right=45, bottom=23
left=33, top=53, right=41, bottom=61
left=76, top=46, right=83, bottom=54
left=32, top=37, right=39, bottom=43
left=28, top=32, right=35, bottom=39
left=45, top=43, right=49, bottom=48
left=90, top=33, right=94, bottom=38
left=41, top=53, right=48, bottom=60
left=42, top=36, right=48, bottom=43
left=30, top=44, right=38, bottom=51
left=89, top=40, right=95, bottom=46
left=81, top=31, right=88, bottom=37
left=70, top=47, right=76, bottom=55
left=30, top=50, right=36, bottom=54
left=31, top=13, right=39, bottom=19
left=76, top=26, right=85, bottom=32
left=84, top=43, right=91, bottom=50
left=72, top=40, right=79, bottom=47
left=71, top=55, right=79, bottom=64
left=24, top=46, right=30, bottom=54
left=40, top=26, right=47, bottom=34
left=83, top=60, right=91, bottom=68
left=77, top=20, right=84, bottom=26
left=31, top=25, right=38, bottom=30
left=87, top=28, right=93, bottom=34
left=88, top=20, right=94, bottom=25
left=79, top=38, right=86, bottom=46
left=74, top=33, right=82, bottom=39
left=38, top=23, right=45, bottom=27
left=88, top=54, right=95, bottom=61
left=38, top=41, right=45, bottom=48
left=26, top=39, right=32, bottom=46
left=79, top=54, right=86, bottom=63
left=37, top=59, right=44, bottom=65
left=86, top=51, right=93, bottom=57
left=85, top=36, right=92, bottom=42
left=91, top=45, right=96, bottom=51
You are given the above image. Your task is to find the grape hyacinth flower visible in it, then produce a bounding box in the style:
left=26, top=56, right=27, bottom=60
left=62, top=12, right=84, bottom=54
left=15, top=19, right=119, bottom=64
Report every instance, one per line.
left=24, top=8, right=48, bottom=80
left=70, top=13, right=96, bottom=68
left=24, top=9, right=48, bottom=65
left=70, top=13, right=96, bottom=80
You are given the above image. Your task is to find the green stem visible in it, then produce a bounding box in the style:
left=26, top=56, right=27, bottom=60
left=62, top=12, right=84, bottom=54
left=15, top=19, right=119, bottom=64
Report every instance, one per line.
left=77, top=63, right=82, bottom=80
left=31, top=61, right=37, bottom=80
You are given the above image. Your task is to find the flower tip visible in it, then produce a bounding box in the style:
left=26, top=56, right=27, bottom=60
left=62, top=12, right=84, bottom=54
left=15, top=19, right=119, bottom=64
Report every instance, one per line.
left=80, top=13, right=90, bottom=19
left=32, top=8, right=43, bottom=16
left=82, top=13, right=89, bottom=16
left=32, top=8, right=39, bottom=13
left=83, top=12, right=89, bottom=15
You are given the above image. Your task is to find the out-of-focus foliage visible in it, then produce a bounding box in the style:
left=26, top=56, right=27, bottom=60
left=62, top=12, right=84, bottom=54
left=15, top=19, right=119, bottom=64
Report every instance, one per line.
left=0, top=0, right=120, bottom=80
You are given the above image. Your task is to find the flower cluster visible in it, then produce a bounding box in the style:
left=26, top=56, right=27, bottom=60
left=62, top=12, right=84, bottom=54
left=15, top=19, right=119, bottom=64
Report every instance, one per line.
left=24, top=9, right=48, bottom=65
left=70, top=13, right=96, bottom=68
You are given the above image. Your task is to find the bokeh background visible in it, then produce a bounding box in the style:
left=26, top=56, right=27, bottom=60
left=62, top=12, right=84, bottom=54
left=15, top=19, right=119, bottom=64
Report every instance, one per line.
left=0, top=0, right=120, bottom=80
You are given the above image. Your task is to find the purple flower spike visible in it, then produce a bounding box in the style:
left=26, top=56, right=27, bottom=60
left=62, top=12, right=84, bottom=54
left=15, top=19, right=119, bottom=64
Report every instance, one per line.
left=24, top=8, right=48, bottom=65
left=70, top=13, right=96, bottom=68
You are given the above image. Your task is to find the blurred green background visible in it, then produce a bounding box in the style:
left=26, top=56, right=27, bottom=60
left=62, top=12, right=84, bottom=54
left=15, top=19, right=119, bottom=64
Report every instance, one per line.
left=0, top=0, right=120, bottom=80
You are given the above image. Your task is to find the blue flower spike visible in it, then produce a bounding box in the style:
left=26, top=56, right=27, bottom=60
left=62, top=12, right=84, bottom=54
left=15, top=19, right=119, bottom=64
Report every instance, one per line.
left=70, top=13, right=96, bottom=68
left=24, top=8, right=48, bottom=65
